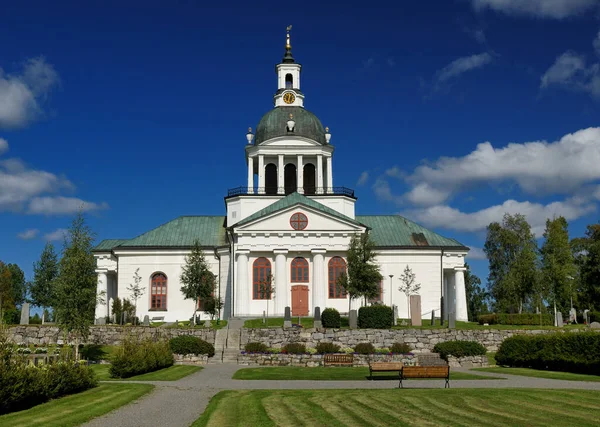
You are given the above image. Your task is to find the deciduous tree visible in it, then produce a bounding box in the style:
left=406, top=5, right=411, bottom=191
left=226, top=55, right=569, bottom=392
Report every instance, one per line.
left=464, top=263, right=488, bottom=321
left=126, top=268, right=145, bottom=325
left=30, top=242, right=59, bottom=323
left=398, top=265, right=421, bottom=321
left=180, top=240, right=214, bottom=326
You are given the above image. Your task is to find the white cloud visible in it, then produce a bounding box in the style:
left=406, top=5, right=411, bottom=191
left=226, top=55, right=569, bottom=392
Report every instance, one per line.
left=466, top=246, right=487, bottom=260
left=405, top=183, right=450, bottom=206
left=28, top=196, right=109, bottom=215
left=357, top=171, right=369, bottom=186
left=0, top=57, right=59, bottom=128
left=540, top=51, right=600, bottom=96
left=0, top=138, right=7, bottom=155
left=385, top=166, right=404, bottom=179
left=594, top=31, right=600, bottom=56
left=372, top=178, right=403, bottom=205
left=473, top=29, right=486, bottom=45
left=436, top=53, right=493, bottom=84
left=44, top=228, right=68, bottom=242
left=472, top=0, right=598, bottom=19
left=17, top=228, right=39, bottom=240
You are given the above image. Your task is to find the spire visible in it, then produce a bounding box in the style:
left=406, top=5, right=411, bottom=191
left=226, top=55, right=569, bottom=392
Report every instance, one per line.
left=282, top=25, right=295, bottom=63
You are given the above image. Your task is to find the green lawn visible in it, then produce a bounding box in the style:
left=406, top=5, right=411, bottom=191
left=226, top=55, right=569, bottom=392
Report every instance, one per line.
left=244, top=317, right=316, bottom=328
left=473, top=367, right=600, bottom=382
left=90, top=364, right=202, bottom=381
left=0, top=384, right=153, bottom=427
left=232, top=366, right=499, bottom=381
left=192, top=389, right=600, bottom=427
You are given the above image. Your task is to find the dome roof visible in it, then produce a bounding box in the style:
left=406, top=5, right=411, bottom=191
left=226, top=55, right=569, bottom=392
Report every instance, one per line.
left=255, top=106, right=326, bottom=145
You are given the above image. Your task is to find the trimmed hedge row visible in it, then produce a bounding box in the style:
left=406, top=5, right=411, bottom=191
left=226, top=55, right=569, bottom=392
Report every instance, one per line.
left=358, top=305, right=393, bottom=329
left=322, top=308, right=341, bottom=328
left=495, top=332, right=600, bottom=375
left=478, top=313, right=553, bottom=326
left=110, top=337, right=174, bottom=379
left=169, top=336, right=215, bottom=357
left=433, top=340, right=487, bottom=360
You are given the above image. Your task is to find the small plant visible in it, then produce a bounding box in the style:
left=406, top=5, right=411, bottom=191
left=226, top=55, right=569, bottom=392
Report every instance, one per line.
left=433, top=340, right=486, bottom=360
left=245, top=342, right=269, bottom=353
left=315, top=342, right=341, bottom=354
left=169, top=336, right=215, bottom=357
left=354, top=342, right=376, bottom=354
left=390, top=342, right=412, bottom=354
left=321, top=308, right=341, bottom=328
left=282, top=343, right=306, bottom=354
left=357, top=305, right=393, bottom=329
left=110, top=336, right=174, bottom=378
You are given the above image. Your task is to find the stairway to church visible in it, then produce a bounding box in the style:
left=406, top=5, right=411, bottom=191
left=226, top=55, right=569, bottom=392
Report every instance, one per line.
left=209, top=319, right=243, bottom=364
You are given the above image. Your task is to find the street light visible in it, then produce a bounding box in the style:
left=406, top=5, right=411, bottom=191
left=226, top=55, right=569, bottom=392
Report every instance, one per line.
left=389, top=275, right=394, bottom=307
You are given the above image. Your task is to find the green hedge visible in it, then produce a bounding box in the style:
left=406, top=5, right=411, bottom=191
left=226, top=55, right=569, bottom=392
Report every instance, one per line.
left=354, top=342, right=376, bottom=354
left=282, top=343, right=306, bottom=354
left=495, top=332, right=600, bottom=375
left=321, top=308, right=341, bottom=328
left=245, top=342, right=269, bottom=353
left=390, top=342, right=412, bottom=354
left=433, top=340, right=487, bottom=360
left=169, top=336, right=215, bottom=357
left=478, top=313, right=554, bottom=326
left=110, top=337, right=174, bottom=379
left=315, top=342, right=341, bottom=354
left=358, top=305, right=393, bottom=329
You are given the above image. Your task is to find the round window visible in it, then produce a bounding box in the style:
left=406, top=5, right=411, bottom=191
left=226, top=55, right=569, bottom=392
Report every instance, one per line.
left=290, top=212, right=308, bottom=230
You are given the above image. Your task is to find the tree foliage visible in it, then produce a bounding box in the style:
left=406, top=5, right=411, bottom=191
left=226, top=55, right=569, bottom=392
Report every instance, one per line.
left=126, top=268, right=144, bottom=325
left=398, top=265, right=421, bottom=319
left=180, top=240, right=215, bottom=324
left=30, top=242, right=59, bottom=321
left=464, top=263, right=488, bottom=321
left=339, top=233, right=383, bottom=304
left=571, top=223, right=600, bottom=310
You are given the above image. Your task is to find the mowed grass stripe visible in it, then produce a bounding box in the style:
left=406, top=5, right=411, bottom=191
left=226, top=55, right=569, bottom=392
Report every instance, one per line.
left=370, top=394, right=448, bottom=426
left=262, top=394, right=306, bottom=427
left=284, top=392, right=347, bottom=427
left=279, top=393, right=319, bottom=427
left=360, top=395, right=421, bottom=427
left=239, top=391, right=273, bottom=426
left=460, top=395, right=534, bottom=426
left=326, top=396, right=382, bottom=427
left=403, top=395, right=469, bottom=426
left=346, top=395, right=408, bottom=426
left=420, top=394, right=503, bottom=427
left=196, top=390, right=243, bottom=427
left=513, top=388, right=600, bottom=411
left=502, top=391, right=594, bottom=422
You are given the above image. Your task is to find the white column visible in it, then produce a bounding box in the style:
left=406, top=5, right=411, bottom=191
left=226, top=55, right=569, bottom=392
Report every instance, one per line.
left=95, top=271, right=108, bottom=321
left=326, top=156, right=333, bottom=193
left=247, top=156, right=254, bottom=194
left=258, top=155, right=265, bottom=194
left=454, top=268, right=468, bottom=322
left=447, top=273, right=455, bottom=320
left=312, top=249, right=326, bottom=313
left=274, top=249, right=288, bottom=315
left=317, top=155, right=324, bottom=194
left=297, top=155, right=304, bottom=194
left=278, top=154, right=284, bottom=195
left=235, top=250, right=250, bottom=317
left=443, top=273, right=449, bottom=322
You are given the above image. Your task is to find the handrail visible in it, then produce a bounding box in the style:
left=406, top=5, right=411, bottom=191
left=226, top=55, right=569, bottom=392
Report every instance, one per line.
left=227, top=186, right=356, bottom=198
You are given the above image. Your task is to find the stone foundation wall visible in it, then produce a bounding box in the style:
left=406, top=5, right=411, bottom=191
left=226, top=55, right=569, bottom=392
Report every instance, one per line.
left=237, top=353, right=417, bottom=367
left=447, top=355, right=488, bottom=368
left=174, top=354, right=209, bottom=365
left=7, top=325, right=216, bottom=346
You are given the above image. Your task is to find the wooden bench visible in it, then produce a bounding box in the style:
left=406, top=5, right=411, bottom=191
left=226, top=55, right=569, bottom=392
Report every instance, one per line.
left=323, top=354, right=353, bottom=367
left=368, top=362, right=404, bottom=380
left=399, top=366, right=450, bottom=388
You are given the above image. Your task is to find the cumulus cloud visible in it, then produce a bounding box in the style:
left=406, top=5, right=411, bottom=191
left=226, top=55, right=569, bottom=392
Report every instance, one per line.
left=436, top=53, right=493, bottom=84
left=372, top=178, right=402, bottom=205
left=357, top=171, right=369, bottom=186
left=404, top=183, right=450, bottom=206
left=471, top=0, right=599, bottom=19
left=17, top=229, right=39, bottom=240
left=0, top=57, right=59, bottom=128
left=44, top=228, right=68, bottom=242
left=540, top=51, right=600, bottom=97
left=28, top=196, right=109, bottom=215
left=385, top=166, right=404, bottom=179
left=466, top=246, right=487, bottom=260
left=0, top=138, right=7, bottom=155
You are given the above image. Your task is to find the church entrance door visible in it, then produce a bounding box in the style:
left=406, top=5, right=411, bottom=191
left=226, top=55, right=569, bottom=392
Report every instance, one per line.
left=291, top=285, right=309, bottom=316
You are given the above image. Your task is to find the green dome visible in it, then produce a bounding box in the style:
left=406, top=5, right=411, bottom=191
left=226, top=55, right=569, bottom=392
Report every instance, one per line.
left=255, top=106, right=326, bottom=145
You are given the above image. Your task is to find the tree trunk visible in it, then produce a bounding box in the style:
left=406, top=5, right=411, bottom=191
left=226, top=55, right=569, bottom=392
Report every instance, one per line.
left=74, top=335, right=80, bottom=361
left=41, top=307, right=45, bottom=324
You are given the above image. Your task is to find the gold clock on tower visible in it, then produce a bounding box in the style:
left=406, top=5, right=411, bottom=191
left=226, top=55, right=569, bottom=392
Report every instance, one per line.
left=283, top=92, right=295, bottom=104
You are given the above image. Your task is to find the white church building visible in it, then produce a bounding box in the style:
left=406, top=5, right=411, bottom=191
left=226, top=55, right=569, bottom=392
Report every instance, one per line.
left=93, top=31, right=469, bottom=324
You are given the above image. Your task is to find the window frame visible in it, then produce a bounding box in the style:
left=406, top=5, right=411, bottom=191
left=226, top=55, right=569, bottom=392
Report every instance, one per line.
left=253, top=257, right=272, bottom=300
left=290, top=257, right=309, bottom=283
left=150, top=272, right=167, bottom=311
left=328, top=257, right=347, bottom=299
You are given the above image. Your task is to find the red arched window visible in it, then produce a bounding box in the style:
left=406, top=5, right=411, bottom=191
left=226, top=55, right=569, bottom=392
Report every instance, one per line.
left=151, top=273, right=167, bottom=310
left=253, top=257, right=272, bottom=300
left=328, top=257, right=347, bottom=299
left=291, top=257, right=309, bottom=282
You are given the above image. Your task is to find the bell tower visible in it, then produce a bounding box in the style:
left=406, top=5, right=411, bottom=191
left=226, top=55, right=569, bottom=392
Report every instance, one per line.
left=274, top=26, right=304, bottom=108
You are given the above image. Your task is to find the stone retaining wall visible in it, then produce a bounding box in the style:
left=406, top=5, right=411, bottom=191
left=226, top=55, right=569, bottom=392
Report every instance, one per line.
left=174, top=354, right=209, bottom=365
left=447, top=355, right=488, bottom=368
left=7, top=325, right=216, bottom=346
left=237, top=353, right=417, bottom=367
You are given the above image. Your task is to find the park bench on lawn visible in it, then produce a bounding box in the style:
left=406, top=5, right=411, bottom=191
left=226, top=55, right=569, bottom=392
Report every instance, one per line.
left=399, top=366, right=450, bottom=388
left=368, top=362, right=404, bottom=380
left=323, top=354, right=353, bottom=367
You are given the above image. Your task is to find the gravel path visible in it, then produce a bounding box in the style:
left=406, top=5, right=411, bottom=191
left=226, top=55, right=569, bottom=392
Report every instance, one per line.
left=82, top=365, right=600, bottom=427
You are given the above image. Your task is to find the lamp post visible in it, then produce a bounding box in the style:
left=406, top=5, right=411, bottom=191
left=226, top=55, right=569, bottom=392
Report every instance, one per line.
left=389, top=275, right=394, bottom=307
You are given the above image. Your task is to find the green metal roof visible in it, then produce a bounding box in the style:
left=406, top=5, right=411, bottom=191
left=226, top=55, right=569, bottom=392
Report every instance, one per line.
left=255, top=106, right=326, bottom=145
left=356, top=215, right=467, bottom=249
left=116, top=216, right=227, bottom=248
left=92, top=239, right=129, bottom=252
left=234, top=192, right=363, bottom=228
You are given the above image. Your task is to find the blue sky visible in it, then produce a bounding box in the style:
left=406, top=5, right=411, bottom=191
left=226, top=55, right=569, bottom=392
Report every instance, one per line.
left=2, top=0, right=600, bottom=286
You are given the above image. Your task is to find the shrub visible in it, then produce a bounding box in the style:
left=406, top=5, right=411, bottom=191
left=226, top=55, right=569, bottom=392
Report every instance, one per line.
left=110, top=336, right=174, bottom=379
left=282, top=343, right=306, bottom=354
left=477, top=313, right=553, bottom=326
left=433, top=340, right=486, bottom=360
left=495, top=332, right=600, bottom=375
left=245, top=342, right=269, bottom=353
left=358, top=305, right=393, bottom=329
left=169, top=335, right=215, bottom=357
left=390, top=342, right=412, bottom=354
left=354, top=342, right=376, bottom=354
left=315, top=342, right=341, bottom=354
left=321, top=308, right=341, bottom=328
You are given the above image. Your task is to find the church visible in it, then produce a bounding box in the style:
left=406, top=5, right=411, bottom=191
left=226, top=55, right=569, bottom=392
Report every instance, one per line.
left=93, top=30, right=470, bottom=324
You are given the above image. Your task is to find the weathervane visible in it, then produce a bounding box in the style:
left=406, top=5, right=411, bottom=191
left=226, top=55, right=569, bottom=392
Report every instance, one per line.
left=286, top=25, right=292, bottom=48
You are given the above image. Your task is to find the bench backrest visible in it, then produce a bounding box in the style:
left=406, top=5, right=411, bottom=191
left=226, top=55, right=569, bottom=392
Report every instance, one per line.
left=370, top=362, right=404, bottom=370
left=402, top=366, right=449, bottom=378
left=324, top=354, right=354, bottom=363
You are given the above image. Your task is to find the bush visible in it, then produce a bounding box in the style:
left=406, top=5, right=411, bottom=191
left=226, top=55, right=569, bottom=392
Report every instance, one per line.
left=390, top=342, right=412, bottom=354
left=358, top=305, right=393, bottom=329
left=433, top=340, right=487, bottom=360
left=245, top=342, right=269, bottom=353
left=495, top=332, right=600, bottom=375
left=282, top=343, right=306, bottom=354
left=169, top=335, right=215, bottom=357
left=110, top=336, right=174, bottom=379
left=477, top=313, right=553, bottom=326
left=354, top=342, right=376, bottom=354
left=315, top=342, right=341, bottom=354
left=321, top=308, right=341, bottom=328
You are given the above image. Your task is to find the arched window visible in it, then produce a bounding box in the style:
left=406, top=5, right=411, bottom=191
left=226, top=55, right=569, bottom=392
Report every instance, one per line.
left=291, top=257, right=309, bottom=282
left=265, top=163, right=278, bottom=195
left=285, top=73, right=293, bottom=88
left=303, top=163, right=316, bottom=195
left=328, top=257, right=347, bottom=299
left=151, top=273, right=167, bottom=310
left=253, top=257, right=272, bottom=300
left=284, top=163, right=297, bottom=195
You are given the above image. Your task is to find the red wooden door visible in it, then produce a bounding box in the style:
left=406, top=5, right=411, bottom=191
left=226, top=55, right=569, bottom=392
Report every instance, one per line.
left=291, top=285, right=309, bottom=316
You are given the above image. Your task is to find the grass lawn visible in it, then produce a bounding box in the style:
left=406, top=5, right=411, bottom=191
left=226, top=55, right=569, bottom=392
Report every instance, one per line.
left=232, top=366, right=500, bottom=381
left=244, top=317, right=316, bottom=328
left=90, top=364, right=202, bottom=381
left=192, top=388, right=600, bottom=427
left=0, top=383, right=153, bottom=427
left=473, top=367, right=600, bottom=382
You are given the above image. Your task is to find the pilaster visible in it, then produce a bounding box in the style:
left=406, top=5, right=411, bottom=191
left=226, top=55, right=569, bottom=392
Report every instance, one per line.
left=274, top=249, right=288, bottom=315
left=311, top=249, right=327, bottom=313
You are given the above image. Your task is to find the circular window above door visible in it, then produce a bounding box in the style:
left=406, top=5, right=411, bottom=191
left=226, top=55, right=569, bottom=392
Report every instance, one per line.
left=290, top=212, right=308, bottom=230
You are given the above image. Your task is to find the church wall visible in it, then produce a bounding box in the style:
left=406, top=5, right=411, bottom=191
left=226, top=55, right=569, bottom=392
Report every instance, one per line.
left=311, top=197, right=355, bottom=219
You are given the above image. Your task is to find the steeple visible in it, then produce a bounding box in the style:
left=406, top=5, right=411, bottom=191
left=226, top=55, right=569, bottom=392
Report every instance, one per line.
left=275, top=25, right=303, bottom=107
left=282, top=25, right=295, bottom=63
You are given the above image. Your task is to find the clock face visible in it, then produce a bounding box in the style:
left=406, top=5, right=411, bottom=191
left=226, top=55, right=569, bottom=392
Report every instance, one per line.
left=283, top=92, right=296, bottom=104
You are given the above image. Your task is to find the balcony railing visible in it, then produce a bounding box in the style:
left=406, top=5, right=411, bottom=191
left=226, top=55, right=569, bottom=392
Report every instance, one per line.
left=227, top=186, right=355, bottom=198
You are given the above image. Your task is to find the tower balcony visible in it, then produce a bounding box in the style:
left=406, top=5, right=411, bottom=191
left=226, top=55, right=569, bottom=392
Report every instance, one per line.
left=226, top=186, right=356, bottom=198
